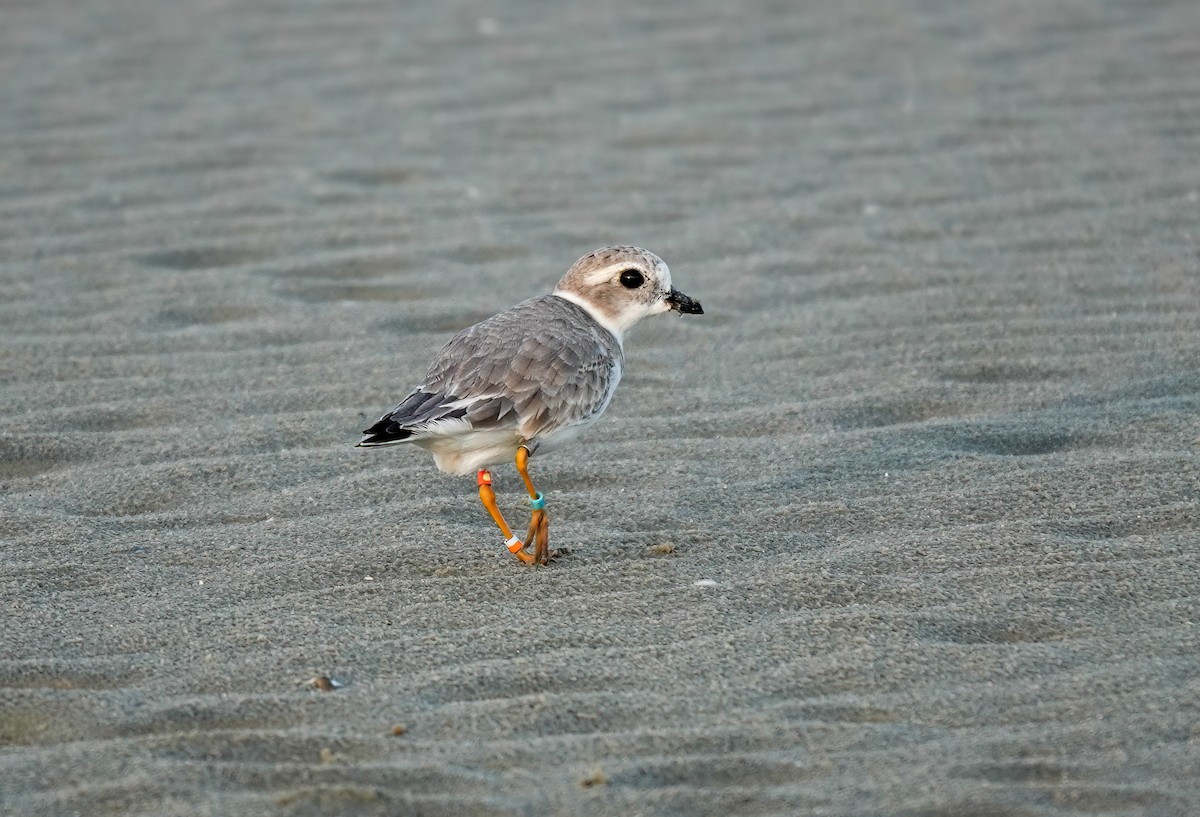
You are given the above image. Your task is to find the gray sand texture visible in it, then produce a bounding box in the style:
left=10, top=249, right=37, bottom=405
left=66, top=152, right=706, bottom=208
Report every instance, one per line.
left=2, top=1, right=1198, bottom=815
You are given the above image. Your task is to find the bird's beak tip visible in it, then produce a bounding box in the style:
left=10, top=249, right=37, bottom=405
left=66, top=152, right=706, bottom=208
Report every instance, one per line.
left=667, top=288, right=704, bottom=315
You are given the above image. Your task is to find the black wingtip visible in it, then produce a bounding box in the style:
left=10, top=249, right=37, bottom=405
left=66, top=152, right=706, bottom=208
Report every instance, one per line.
left=357, top=419, right=414, bottom=447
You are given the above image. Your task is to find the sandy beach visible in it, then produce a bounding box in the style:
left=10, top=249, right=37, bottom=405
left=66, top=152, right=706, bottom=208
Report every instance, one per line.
left=2, top=1, right=1198, bottom=814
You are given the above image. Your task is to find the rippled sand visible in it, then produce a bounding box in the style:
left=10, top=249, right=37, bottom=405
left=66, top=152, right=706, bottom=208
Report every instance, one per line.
left=2, top=1, right=1198, bottom=815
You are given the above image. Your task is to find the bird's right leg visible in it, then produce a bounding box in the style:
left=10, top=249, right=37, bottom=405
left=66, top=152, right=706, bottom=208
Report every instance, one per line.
left=477, top=469, right=536, bottom=564
left=515, top=446, right=550, bottom=565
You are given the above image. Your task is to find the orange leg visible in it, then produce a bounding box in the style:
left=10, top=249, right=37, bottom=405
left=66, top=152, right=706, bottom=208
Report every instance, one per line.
left=515, top=446, right=550, bottom=565
left=477, top=447, right=553, bottom=565
left=477, top=469, right=536, bottom=564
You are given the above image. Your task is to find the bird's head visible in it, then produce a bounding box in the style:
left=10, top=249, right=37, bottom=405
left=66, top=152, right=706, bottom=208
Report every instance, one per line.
left=553, top=246, right=703, bottom=342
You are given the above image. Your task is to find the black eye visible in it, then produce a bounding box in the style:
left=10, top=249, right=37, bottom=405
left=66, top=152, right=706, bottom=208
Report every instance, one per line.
left=619, top=269, right=644, bottom=289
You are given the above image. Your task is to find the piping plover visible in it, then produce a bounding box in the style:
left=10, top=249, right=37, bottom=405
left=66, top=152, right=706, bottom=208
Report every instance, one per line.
left=357, top=246, right=703, bottom=564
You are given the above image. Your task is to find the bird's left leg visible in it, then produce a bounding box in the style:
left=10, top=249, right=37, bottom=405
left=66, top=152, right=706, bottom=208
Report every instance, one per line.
left=477, top=469, right=536, bottom=564
left=515, top=445, right=550, bottom=565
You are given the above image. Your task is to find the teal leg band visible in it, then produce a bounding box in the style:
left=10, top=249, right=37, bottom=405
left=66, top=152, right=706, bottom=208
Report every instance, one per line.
left=528, top=492, right=545, bottom=511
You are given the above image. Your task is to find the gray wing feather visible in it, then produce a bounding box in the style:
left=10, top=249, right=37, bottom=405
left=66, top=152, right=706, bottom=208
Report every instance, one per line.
left=387, top=296, right=622, bottom=440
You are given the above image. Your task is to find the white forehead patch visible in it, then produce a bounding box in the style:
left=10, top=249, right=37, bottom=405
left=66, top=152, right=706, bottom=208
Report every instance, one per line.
left=657, top=260, right=673, bottom=292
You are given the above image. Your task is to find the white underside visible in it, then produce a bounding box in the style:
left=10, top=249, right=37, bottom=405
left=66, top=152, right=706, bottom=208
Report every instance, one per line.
left=413, top=418, right=598, bottom=476
left=414, top=429, right=523, bottom=475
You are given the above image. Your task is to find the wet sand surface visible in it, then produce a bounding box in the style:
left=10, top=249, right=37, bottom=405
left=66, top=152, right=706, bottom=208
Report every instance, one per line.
left=2, top=1, right=1198, bottom=815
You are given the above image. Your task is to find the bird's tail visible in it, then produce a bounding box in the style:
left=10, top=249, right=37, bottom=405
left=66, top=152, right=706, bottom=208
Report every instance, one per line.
left=356, top=418, right=414, bottom=447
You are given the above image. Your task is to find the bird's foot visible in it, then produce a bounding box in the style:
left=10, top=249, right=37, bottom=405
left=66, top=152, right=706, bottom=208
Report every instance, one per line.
left=508, top=507, right=551, bottom=565
left=527, top=507, right=550, bottom=565
left=510, top=545, right=539, bottom=565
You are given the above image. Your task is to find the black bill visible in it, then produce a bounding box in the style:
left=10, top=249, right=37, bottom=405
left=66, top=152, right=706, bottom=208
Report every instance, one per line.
left=667, top=287, right=704, bottom=315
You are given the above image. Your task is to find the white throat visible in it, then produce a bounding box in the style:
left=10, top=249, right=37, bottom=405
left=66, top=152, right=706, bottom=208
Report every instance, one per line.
left=552, top=290, right=626, bottom=345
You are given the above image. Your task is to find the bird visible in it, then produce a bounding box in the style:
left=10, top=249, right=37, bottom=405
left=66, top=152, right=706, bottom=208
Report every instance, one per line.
left=356, top=246, right=704, bottom=565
